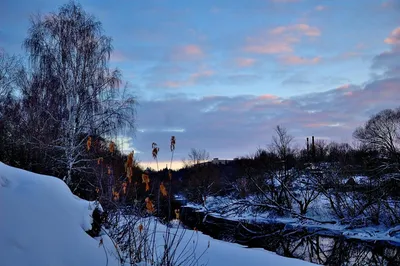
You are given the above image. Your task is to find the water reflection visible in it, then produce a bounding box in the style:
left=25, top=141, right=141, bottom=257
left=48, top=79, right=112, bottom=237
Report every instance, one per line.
left=181, top=207, right=400, bottom=266
left=270, top=235, right=400, bottom=266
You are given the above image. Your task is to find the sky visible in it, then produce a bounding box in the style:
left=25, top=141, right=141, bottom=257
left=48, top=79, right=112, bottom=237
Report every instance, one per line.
left=1, top=0, right=400, bottom=170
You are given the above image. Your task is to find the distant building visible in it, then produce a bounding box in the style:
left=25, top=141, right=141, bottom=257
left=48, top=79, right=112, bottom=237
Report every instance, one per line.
left=198, top=158, right=232, bottom=166
left=211, top=158, right=232, bottom=165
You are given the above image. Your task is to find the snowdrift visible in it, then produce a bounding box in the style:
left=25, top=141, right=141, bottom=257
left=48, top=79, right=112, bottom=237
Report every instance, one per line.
left=0, top=162, right=120, bottom=266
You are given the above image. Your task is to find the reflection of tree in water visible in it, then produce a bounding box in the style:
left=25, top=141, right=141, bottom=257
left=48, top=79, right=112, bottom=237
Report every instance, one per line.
left=294, top=236, right=399, bottom=265
left=187, top=210, right=400, bottom=265
left=252, top=230, right=400, bottom=266
left=370, top=244, right=400, bottom=266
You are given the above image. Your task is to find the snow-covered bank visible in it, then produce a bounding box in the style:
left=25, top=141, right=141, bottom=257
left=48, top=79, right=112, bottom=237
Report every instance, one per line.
left=0, top=162, right=318, bottom=266
left=0, top=162, right=121, bottom=266
left=126, top=218, right=318, bottom=266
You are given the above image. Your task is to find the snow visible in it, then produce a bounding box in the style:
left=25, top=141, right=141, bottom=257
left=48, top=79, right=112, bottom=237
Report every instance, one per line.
left=123, top=217, right=318, bottom=266
left=0, top=162, right=318, bottom=266
left=0, top=162, right=122, bottom=266
left=196, top=233, right=317, bottom=266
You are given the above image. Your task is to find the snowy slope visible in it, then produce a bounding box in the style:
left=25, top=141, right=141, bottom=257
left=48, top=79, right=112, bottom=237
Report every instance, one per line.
left=146, top=219, right=318, bottom=266
left=0, top=162, right=121, bottom=266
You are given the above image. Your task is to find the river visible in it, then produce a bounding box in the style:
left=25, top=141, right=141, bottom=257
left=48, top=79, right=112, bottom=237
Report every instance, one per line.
left=179, top=206, right=400, bottom=266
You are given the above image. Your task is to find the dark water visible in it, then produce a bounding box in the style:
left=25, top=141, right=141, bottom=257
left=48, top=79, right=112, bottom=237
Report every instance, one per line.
left=180, top=206, right=400, bottom=266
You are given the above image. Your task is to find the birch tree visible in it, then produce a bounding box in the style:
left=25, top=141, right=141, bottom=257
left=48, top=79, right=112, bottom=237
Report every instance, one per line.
left=22, top=1, right=135, bottom=187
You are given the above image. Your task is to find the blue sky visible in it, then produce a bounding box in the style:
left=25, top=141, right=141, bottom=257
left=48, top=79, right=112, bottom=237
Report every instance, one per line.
left=1, top=0, right=400, bottom=169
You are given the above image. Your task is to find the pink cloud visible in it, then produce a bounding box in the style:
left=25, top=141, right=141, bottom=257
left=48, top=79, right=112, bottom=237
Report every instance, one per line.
left=242, top=94, right=282, bottom=109
left=244, top=42, right=293, bottom=54
left=235, top=58, right=256, bottom=67
left=171, top=44, right=204, bottom=61
left=270, top=24, right=321, bottom=37
left=382, top=0, right=397, bottom=8
left=110, top=51, right=127, bottom=62
left=258, top=94, right=279, bottom=100
left=181, top=44, right=203, bottom=55
left=304, top=123, right=343, bottom=128
left=384, top=27, right=400, bottom=45
left=315, top=5, right=326, bottom=11
left=337, top=84, right=351, bottom=90
left=356, top=43, right=366, bottom=50
left=244, top=24, right=320, bottom=56
left=304, top=123, right=331, bottom=128
left=280, top=55, right=321, bottom=65
left=159, top=69, right=214, bottom=88
left=190, top=69, right=214, bottom=80
left=162, top=81, right=184, bottom=88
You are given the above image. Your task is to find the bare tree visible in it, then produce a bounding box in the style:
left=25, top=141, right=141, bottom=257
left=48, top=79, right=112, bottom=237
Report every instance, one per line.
left=22, top=2, right=136, bottom=187
left=0, top=51, right=25, bottom=166
left=0, top=51, right=21, bottom=101
left=271, top=125, right=294, bottom=160
left=353, top=108, right=400, bottom=171
left=314, top=139, right=328, bottom=161
left=183, top=148, right=210, bottom=167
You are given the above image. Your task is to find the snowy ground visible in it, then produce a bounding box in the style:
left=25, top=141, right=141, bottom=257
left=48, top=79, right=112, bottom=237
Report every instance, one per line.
left=121, top=217, right=318, bottom=266
left=0, top=162, right=121, bottom=266
left=185, top=195, right=400, bottom=244
left=0, top=162, right=318, bottom=266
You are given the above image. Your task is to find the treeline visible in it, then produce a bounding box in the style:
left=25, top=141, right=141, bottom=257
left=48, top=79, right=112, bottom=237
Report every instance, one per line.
left=176, top=110, right=400, bottom=227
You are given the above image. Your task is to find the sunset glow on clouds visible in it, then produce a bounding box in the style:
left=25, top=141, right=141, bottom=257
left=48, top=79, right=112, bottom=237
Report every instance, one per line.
left=1, top=0, right=400, bottom=168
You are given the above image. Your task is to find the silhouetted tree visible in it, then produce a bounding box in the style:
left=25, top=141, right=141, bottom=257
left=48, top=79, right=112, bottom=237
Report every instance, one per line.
left=183, top=148, right=210, bottom=167
left=22, top=1, right=136, bottom=187
left=354, top=108, right=400, bottom=172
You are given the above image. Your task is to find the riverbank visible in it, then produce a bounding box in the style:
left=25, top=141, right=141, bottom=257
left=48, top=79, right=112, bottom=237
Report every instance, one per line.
left=183, top=196, right=400, bottom=245
left=179, top=198, right=400, bottom=265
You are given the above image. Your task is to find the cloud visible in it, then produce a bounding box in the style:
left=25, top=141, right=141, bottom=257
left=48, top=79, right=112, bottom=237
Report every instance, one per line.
left=132, top=76, right=400, bottom=165
left=270, top=24, right=321, bottom=37
left=372, top=26, right=400, bottom=77
left=156, top=68, right=215, bottom=89
left=381, top=0, right=400, bottom=9
left=181, top=45, right=203, bottom=56
left=110, top=51, right=127, bottom=62
left=170, top=44, right=204, bottom=61
left=384, top=27, right=400, bottom=45
left=336, top=84, right=351, bottom=90
left=243, top=23, right=321, bottom=62
left=280, top=55, right=321, bottom=65
left=235, top=57, right=256, bottom=67
left=258, top=94, right=279, bottom=100
left=315, top=5, right=326, bottom=11
left=225, top=74, right=262, bottom=84
left=244, top=42, right=293, bottom=54
left=281, top=73, right=311, bottom=85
